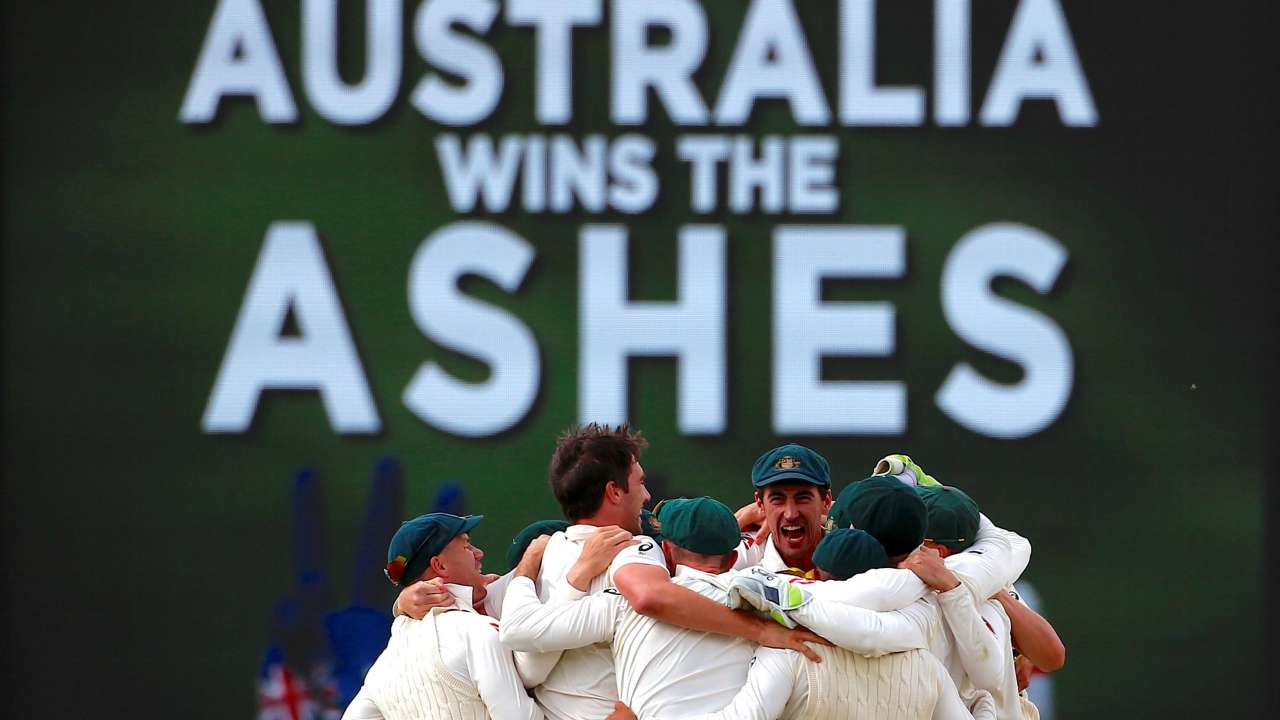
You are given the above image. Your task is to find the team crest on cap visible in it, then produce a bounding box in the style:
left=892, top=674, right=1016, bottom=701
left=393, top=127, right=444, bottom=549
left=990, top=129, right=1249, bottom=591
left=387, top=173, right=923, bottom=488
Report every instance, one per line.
left=774, top=455, right=802, bottom=470
left=385, top=554, right=408, bottom=585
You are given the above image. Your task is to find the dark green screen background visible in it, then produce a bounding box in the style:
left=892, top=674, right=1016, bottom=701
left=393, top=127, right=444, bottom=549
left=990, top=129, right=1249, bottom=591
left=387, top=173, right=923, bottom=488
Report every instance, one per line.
left=4, top=1, right=1276, bottom=717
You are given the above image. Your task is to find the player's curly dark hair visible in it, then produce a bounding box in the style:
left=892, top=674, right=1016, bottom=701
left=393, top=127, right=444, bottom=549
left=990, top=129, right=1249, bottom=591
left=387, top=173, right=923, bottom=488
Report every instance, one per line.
left=549, top=423, right=648, bottom=522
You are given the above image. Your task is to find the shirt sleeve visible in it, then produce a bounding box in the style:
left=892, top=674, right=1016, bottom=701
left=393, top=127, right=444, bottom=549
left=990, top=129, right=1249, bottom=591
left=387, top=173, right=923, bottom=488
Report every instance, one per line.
left=465, top=621, right=546, bottom=720
left=498, top=576, right=621, bottom=653
left=732, top=534, right=766, bottom=570
left=946, top=515, right=1031, bottom=603
left=609, top=534, right=669, bottom=578
left=929, top=659, right=978, bottom=720
left=484, top=571, right=514, bottom=619
left=339, top=688, right=384, bottom=720
left=673, top=648, right=799, bottom=720
left=935, top=585, right=1004, bottom=692
left=791, top=598, right=929, bottom=657
left=805, top=568, right=928, bottom=611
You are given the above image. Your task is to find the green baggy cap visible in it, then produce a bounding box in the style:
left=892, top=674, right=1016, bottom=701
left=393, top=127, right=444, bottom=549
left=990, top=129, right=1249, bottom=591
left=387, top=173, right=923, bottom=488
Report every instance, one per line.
left=830, top=476, right=926, bottom=558
left=385, top=513, right=484, bottom=588
left=506, top=519, right=570, bottom=572
left=916, top=485, right=980, bottom=553
left=813, top=528, right=890, bottom=580
left=654, top=497, right=740, bottom=555
left=751, top=444, right=831, bottom=489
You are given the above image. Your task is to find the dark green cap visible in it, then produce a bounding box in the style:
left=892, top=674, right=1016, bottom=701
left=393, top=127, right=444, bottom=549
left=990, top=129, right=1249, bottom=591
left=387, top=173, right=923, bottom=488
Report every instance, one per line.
left=654, top=497, right=740, bottom=555
left=751, top=444, right=831, bottom=489
left=506, top=519, right=569, bottom=571
left=829, top=476, right=926, bottom=558
left=813, top=528, right=890, bottom=580
left=916, top=485, right=980, bottom=553
left=385, top=513, right=484, bottom=588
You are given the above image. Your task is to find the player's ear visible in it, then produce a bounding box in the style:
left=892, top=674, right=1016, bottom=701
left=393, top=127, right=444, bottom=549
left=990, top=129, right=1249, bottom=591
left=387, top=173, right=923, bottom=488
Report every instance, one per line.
left=720, top=550, right=738, bottom=572
left=605, top=480, right=622, bottom=506
left=754, top=491, right=764, bottom=509
left=429, top=555, right=447, bottom=578
left=821, top=489, right=833, bottom=509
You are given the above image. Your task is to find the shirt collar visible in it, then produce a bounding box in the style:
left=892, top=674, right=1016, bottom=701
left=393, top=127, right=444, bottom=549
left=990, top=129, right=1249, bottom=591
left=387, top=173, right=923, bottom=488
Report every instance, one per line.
left=761, top=536, right=788, bottom=571
left=443, top=583, right=478, bottom=613
left=565, top=524, right=599, bottom=541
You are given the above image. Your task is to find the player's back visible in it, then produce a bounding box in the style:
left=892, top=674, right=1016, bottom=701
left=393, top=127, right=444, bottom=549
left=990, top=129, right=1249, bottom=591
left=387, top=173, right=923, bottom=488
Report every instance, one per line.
left=800, top=645, right=946, bottom=720
left=612, top=568, right=756, bottom=719
left=360, top=612, right=490, bottom=720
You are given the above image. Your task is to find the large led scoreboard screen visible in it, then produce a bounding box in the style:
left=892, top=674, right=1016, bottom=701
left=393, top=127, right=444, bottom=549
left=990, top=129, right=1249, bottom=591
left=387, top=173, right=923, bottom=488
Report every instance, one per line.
left=3, top=1, right=1274, bottom=718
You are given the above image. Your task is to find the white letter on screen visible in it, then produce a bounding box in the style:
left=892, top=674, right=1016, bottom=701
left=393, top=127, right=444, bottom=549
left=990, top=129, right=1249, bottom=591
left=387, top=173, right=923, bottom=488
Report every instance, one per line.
left=715, top=0, right=830, bottom=126
left=179, top=0, right=298, bottom=123
left=839, top=0, right=924, bottom=126
left=936, top=222, right=1072, bottom=438
left=612, top=0, right=710, bottom=125
left=412, top=0, right=503, bottom=126
left=980, top=0, right=1097, bottom=126
left=403, top=222, right=540, bottom=437
left=507, top=0, right=602, bottom=125
left=435, top=134, right=525, bottom=213
left=773, top=226, right=905, bottom=434
left=934, top=0, right=970, bottom=126
left=203, top=222, right=379, bottom=433
left=302, top=0, right=402, bottom=125
left=579, top=225, right=726, bottom=434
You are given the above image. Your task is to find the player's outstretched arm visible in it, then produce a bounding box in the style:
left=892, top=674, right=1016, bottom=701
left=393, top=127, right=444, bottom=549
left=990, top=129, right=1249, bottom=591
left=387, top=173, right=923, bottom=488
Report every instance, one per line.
left=613, top=564, right=831, bottom=662
left=467, top=622, right=547, bottom=720
left=789, top=598, right=929, bottom=657
left=994, top=589, right=1065, bottom=672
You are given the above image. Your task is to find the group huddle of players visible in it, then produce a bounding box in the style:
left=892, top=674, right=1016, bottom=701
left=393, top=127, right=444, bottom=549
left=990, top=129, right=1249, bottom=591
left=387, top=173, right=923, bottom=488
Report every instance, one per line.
left=342, top=424, right=1064, bottom=720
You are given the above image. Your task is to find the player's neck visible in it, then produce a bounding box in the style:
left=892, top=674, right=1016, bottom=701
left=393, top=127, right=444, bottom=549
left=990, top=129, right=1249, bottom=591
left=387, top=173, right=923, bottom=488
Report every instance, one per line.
left=776, top=542, right=816, bottom=572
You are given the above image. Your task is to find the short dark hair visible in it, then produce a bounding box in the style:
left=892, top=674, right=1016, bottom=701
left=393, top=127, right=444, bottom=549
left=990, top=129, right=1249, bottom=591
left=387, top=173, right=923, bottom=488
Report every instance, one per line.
left=549, top=424, right=648, bottom=522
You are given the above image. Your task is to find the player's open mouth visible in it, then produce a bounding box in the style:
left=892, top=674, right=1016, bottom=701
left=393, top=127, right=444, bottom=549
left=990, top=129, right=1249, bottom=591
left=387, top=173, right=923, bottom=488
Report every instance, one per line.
left=779, top=524, right=806, bottom=543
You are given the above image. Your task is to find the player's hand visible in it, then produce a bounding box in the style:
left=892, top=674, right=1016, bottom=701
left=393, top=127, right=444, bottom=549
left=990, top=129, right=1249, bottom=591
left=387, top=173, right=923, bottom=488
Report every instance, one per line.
left=735, top=501, right=765, bottom=531
left=394, top=577, right=452, bottom=619
left=568, top=526, right=639, bottom=591
left=515, top=535, right=551, bottom=580
left=899, top=547, right=960, bottom=592
left=1014, top=655, right=1035, bottom=691
left=756, top=620, right=832, bottom=662
left=606, top=701, right=638, bottom=720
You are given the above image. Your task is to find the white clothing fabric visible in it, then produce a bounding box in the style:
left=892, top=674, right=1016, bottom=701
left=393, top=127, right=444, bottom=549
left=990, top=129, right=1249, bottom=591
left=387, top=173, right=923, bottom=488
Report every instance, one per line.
left=678, top=645, right=979, bottom=720
left=523, top=525, right=667, bottom=720
left=501, top=566, right=757, bottom=720
left=343, top=584, right=542, bottom=720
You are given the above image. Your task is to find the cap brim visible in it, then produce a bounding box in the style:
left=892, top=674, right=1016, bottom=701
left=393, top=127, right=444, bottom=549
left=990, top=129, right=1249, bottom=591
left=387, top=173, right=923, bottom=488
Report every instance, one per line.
left=753, top=472, right=829, bottom=488
left=459, top=515, right=484, bottom=535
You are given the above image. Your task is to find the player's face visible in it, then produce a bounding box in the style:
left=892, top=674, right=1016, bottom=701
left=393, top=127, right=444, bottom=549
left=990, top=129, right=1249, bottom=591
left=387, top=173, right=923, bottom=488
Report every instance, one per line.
left=757, top=482, right=833, bottom=566
left=436, top=533, right=485, bottom=588
left=617, top=459, right=650, bottom=535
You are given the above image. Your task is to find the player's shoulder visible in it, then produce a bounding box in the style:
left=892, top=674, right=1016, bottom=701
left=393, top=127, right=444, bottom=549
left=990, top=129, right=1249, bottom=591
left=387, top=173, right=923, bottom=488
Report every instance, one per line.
left=448, top=610, right=504, bottom=640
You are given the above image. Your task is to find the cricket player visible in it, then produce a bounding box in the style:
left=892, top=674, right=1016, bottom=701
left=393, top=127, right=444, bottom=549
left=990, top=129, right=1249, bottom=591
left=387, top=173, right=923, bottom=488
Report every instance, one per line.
left=914, top=485, right=1064, bottom=719
left=341, top=513, right=543, bottom=720
left=732, top=444, right=834, bottom=576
